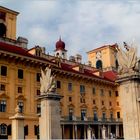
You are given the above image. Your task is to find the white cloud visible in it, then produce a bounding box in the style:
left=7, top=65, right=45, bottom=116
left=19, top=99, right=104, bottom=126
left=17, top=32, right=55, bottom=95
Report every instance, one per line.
left=1, top=0, right=140, bottom=62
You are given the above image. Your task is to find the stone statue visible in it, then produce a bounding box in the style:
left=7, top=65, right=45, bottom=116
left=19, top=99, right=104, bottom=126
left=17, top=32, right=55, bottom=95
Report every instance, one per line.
left=116, top=42, right=138, bottom=74
left=101, top=125, right=106, bottom=139
left=40, top=67, right=56, bottom=94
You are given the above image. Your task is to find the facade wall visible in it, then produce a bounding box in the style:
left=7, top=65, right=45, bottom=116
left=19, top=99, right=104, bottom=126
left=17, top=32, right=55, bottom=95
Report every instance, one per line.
left=88, top=46, right=117, bottom=70
left=0, top=7, right=18, bottom=40
left=0, top=56, right=122, bottom=139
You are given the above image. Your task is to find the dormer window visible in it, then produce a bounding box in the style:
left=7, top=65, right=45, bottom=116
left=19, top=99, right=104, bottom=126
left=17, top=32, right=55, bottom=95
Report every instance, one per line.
left=36, top=50, right=41, bottom=57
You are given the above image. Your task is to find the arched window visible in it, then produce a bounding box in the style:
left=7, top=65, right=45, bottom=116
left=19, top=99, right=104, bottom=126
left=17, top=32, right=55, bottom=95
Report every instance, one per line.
left=0, top=23, right=6, bottom=37
left=96, top=60, right=102, bottom=69
left=0, top=124, right=7, bottom=135
left=56, top=52, right=59, bottom=57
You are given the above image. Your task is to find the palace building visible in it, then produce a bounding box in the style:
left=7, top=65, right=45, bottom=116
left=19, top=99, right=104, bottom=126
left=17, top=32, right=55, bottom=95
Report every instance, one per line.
left=0, top=6, right=123, bottom=139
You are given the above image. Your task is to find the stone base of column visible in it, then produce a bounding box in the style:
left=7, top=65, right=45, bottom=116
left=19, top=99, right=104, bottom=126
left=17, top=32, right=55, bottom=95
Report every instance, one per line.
left=38, top=92, right=63, bottom=140
left=116, top=72, right=140, bottom=139
left=9, top=114, right=24, bottom=140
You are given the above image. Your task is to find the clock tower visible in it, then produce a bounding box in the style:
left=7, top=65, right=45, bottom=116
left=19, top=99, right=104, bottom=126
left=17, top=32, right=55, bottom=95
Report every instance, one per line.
left=0, top=6, right=19, bottom=40
left=87, top=44, right=118, bottom=71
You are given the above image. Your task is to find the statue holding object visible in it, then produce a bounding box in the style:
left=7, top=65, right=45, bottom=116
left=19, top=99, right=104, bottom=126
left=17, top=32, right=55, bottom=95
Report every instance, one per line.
left=116, top=41, right=139, bottom=74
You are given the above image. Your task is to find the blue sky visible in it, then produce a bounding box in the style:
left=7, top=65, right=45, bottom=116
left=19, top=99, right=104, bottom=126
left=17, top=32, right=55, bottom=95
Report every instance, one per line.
left=1, top=0, right=140, bottom=63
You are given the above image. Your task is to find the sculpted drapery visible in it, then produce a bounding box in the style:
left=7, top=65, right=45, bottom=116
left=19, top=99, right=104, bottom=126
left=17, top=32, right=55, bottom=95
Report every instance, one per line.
left=116, top=42, right=138, bottom=74
left=40, top=67, right=56, bottom=94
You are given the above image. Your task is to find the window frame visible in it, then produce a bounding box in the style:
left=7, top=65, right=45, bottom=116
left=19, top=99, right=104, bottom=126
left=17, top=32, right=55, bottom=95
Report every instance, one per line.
left=18, top=69, right=23, bottom=79
left=1, top=66, right=7, bottom=76
left=0, top=100, right=6, bottom=112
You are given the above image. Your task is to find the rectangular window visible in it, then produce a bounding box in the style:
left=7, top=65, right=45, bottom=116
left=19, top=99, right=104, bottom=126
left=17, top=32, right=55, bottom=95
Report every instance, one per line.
left=1, top=124, right=7, bottom=135
left=93, top=110, right=98, bottom=121
left=115, top=91, right=119, bottom=97
left=0, top=84, right=5, bottom=91
left=117, top=112, right=120, bottom=118
left=24, top=125, right=28, bottom=136
left=37, top=89, right=40, bottom=95
left=69, top=97, right=72, bottom=102
left=81, top=109, right=86, bottom=120
left=18, top=87, right=22, bottom=93
left=93, top=100, right=96, bottom=104
left=36, top=73, right=40, bottom=82
left=109, top=101, right=112, bottom=106
left=0, top=100, right=6, bottom=112
left=57, top=81, right=61, bottom=88
left=37, top=104, right=41, bottom=114
left=18, top=69, right=23, bottom=79
left=117, top=102, right=119, bottom=106
left=109, top=90, right=112, bottom=97
left=110, top=112, right=113, bottom=119
left=102, top=112, right=106, bottom=120
left=34, top=125, right=39, bottom=136
left=80, top=85, right=85, bottom=94
left=1, top=66, right=7, bottom=76
left=102, top=101, right=104, bottom=105
left=100, top=89, right=104, bottom=96
left=68, top=83, right=72, bottom=91
left=69, top=108, right=73, bottom=120
left=92, top=87, right=96, bottom=95
left=18, top=101, right=24, bottom=113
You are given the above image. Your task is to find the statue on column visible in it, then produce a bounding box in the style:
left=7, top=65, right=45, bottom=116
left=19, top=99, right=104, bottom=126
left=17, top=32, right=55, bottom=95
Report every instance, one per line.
left=116, top=41, right=139, bottom=74
left=40, top=66, right=56, bottom=94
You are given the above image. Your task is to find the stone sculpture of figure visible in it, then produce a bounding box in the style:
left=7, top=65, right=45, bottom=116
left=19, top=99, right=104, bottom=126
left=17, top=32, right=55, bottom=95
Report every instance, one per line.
left=116, top=42, right=138, bottom=74
left=102, top=125, right=106, bottom=139
left=40, top=66, right=56, bottom=94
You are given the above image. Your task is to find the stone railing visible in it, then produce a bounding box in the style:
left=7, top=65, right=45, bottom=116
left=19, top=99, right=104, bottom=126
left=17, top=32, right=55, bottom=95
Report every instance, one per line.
left=61, top=116, right=123, bottom=123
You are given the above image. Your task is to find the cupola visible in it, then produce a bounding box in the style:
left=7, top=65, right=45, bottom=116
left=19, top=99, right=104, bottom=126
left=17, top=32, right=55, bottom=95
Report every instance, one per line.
left=56, top=37, right=66, bottom=51
left=54, top=37, right=67, bottom=59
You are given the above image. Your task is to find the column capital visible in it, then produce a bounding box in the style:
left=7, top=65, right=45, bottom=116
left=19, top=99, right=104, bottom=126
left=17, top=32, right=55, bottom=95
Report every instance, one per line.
left=38, top=92, right=63, bottom=101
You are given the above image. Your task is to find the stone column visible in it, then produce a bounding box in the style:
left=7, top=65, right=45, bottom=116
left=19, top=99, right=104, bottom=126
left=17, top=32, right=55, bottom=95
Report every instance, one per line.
left=38, top=93, right=63, bottom=140
left=9, top=105, right=24, bottom=140
left=84, top=125, right=87, bottom=139
left=108, top=125, right=111, bottom=138
left=98, top=125, right=101, bottom=139
left=73, top=125, right=77, bottom=139
left=117, top=73, right=140, bottom=139
left=62, top=125, right=64, bottom=139
left=116, top=125, right=119, bottom=138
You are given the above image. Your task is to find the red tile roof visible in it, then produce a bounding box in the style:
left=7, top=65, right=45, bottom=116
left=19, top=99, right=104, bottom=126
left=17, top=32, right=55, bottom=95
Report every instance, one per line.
left=103, top=71, right=118, bottom=82
left=0, top=40, right=117, bottom=84
left=0, top=41, right=55, bottom=64
left=60, top=63, right=115, bottom=83
left=0, top=41, right=33, bottom=56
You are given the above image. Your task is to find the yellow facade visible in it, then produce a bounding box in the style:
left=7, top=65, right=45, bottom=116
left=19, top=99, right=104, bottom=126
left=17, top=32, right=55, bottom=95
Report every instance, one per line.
left=87, top=44, right=118, bottom=71
left=0, top=6, right=123, bottom=139
left=0, top=6, right=18, bottom=40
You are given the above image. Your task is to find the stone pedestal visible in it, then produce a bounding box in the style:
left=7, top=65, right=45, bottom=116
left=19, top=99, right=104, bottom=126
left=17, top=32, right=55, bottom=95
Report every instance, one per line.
left=116, top=72, right=140, bottom=139
left=9, top=113, right=24, bottom=140
left=38, top=92, right=63, bottom=140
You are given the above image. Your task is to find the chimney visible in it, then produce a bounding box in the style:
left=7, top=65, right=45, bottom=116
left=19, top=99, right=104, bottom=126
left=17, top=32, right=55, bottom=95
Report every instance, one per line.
left=17, top=36, right=28, bottom=49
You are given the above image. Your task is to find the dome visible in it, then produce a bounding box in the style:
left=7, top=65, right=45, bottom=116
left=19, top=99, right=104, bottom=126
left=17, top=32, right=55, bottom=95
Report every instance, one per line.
left=56, top=38, right=65, bottom=50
